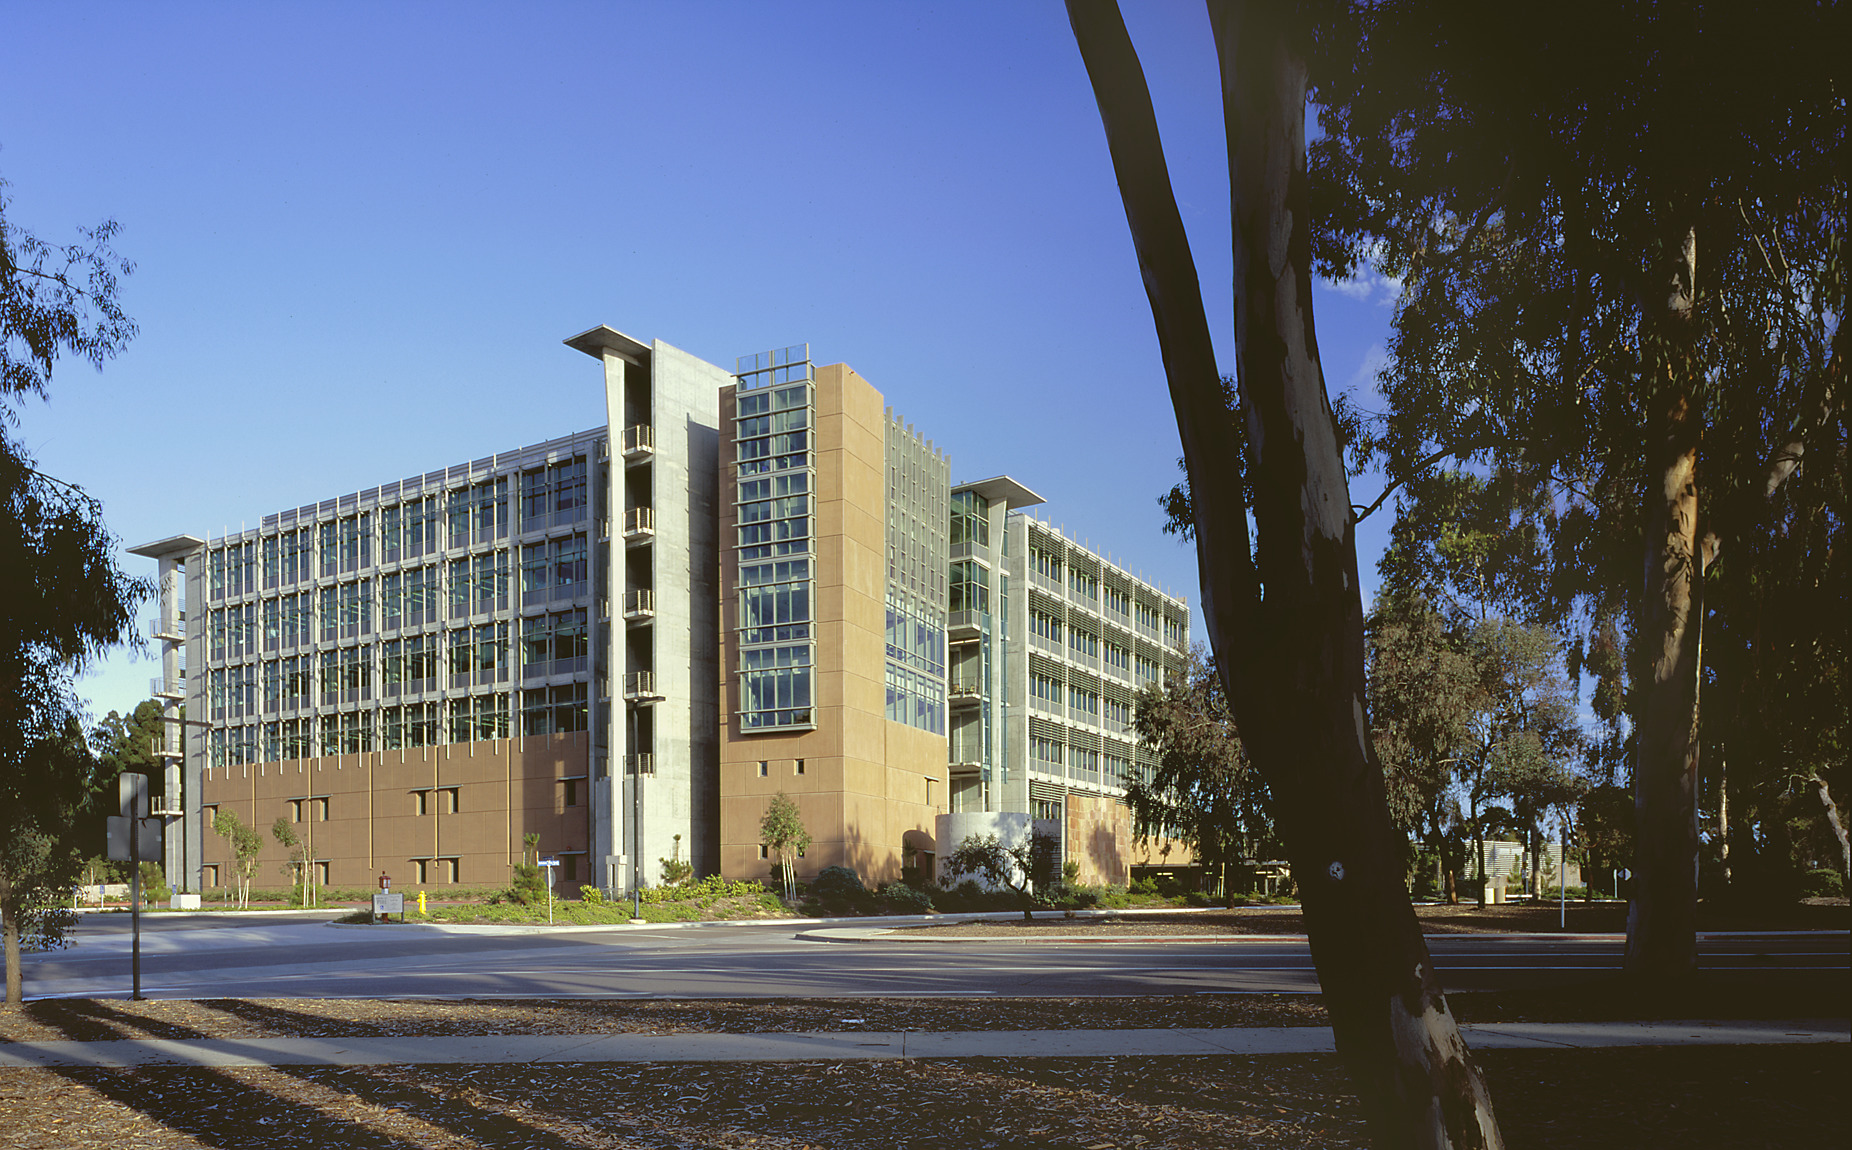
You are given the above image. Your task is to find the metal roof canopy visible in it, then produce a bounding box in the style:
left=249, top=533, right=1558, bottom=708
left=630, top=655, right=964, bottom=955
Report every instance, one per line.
left=953, top=475, right=1045, bottom=511
left=563, top=325, right=651, bottom=365
left=128, top=534, right=206, bottom=559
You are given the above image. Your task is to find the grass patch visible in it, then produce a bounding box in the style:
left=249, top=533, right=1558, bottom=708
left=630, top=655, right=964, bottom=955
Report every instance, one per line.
left=373, top=890, right=792, bottom=926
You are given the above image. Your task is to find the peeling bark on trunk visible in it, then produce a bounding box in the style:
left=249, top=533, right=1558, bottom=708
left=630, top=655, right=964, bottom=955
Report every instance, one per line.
left=1068, top=3, right=1503, bottom=1145
left=2, top=881, right=20, bottom=1006
left=1813, top=777, right=1852, bottom=893
left=1626, top=225, right=1703, bottom=979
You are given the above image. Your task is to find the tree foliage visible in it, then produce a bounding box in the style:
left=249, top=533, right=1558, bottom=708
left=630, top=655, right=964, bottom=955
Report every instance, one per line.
left=509, top=832, right=545, bottom=906
left=759, top=792, right=810, bottom=901
left=0, top=173, right=143, bottom=1006
left=211, top=808, right=264, bottom=909
left=1068, top=2, right=1505, bottom=1141
left=1367, top=587, right=1586, bottom=902
left=0, top=718, right=94, bottom=1003
left=1128, top=646, right=1273, bottom=903
left=270, top=817, right=318, bottom=908
left=944, top=832, right=1050, bottom=922
left=1311, top=0, right=1846, bottom=974
left=1367, top=589, right=1476, bottom=900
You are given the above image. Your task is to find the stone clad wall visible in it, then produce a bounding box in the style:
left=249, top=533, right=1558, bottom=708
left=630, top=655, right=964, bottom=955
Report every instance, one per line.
left=1064, top=792, right=1131, bottom=886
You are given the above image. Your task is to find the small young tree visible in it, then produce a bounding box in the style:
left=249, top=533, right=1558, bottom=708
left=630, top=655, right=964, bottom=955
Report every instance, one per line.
left=137, top=861, right=170, bottom=907
left=759, top=793, right=810, bottom=901
left=270, top=817, right=314, bottom=908
left=212, top=808, right=263, bottom=908
left=659, top=833, right=694, bottom=887
left=509, top=832, right=546, bottom=905
left=945, top=832, right=1051, bottom=922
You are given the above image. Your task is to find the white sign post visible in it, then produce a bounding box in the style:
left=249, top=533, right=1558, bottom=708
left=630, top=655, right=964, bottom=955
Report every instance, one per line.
left=538, top=858, right=560, bottom=924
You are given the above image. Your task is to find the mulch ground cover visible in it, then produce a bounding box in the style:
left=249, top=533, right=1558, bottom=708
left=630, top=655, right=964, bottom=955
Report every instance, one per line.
left=4, top=902, right=1841, bottom=1147
left=0, top=1045, right=1843, bottom=1149
left=904, top=899, right=1850, bottom=938
left=3, top=972, right=1844, bottom=1046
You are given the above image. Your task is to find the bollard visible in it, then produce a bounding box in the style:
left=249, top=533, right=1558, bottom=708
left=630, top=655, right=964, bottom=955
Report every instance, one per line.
left=418, top=890, right=426, bottom=914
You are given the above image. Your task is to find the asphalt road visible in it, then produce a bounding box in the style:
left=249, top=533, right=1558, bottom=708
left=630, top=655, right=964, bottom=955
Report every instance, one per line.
left=16, top=912, right=1848, bottom=1002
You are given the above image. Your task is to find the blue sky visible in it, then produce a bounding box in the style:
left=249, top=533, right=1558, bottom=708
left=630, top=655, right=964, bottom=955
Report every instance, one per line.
left=1, top=1, right=1396, bottom=723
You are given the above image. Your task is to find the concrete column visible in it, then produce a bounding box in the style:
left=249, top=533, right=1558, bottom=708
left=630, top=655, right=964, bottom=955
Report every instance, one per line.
left=599, top=349, right=630, bottom=894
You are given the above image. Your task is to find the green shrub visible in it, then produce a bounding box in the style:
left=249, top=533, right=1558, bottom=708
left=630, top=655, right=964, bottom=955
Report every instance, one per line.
left=138, top=862, right=172, bottom=905
left=810, top=866, right=874, bottom=913
left=508, top=863, right=546, bottom=906
left=1040, top=881, right=1101, bottom=911
left=636, top=874, right=768, bottom=905
left=660, top=833, right=695, bottom=887
left=579, top=885, right=606, bottom=905
left=1801, top=868, right=1844, bottom=898
left=1128, top=876, right=1159, bottom=897
left=877, top=881, right=933, bottom=914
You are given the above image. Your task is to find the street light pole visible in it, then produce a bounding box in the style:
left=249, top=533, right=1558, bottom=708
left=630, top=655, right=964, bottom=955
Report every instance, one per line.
left=1559, top=817, right=1568, bottom=931
left=630, top=705, right=642, bottom=922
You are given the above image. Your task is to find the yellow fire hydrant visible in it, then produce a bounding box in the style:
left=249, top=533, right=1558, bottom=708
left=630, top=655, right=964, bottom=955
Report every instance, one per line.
left=418, top=890, right=426, bottom=915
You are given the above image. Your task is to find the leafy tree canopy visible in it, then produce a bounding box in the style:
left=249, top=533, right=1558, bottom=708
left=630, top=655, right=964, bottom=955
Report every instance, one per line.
left=0, top=170, right=144, bottom=1003
left=1127, top=646, right=1274, bottom=903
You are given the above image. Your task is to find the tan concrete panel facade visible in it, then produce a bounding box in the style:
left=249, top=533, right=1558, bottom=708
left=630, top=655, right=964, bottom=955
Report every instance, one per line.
left=196, top=733, right=591, bottom=893
left=1063, top=792, right=1132, bottom=886
left=718, top=366, right=947, bottom=888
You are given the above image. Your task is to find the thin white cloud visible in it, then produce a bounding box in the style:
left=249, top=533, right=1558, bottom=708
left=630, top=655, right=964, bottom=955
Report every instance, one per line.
left=1320, top=266, right=1403, bottom=306
left=1347, top=342, right=1388, bottom=402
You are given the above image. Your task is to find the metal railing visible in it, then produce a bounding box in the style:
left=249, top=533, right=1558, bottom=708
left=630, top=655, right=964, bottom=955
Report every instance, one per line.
left=622, top=507, right=656, bottom=539
left=623, top=589, right=656, bottom=618
left=150, top=677, right=185, bottom=699
left=624, top=753, right=655, bottom=775
left=623, top=671, right=663, bottom=700
left=621, top=424, right=655, bottom=458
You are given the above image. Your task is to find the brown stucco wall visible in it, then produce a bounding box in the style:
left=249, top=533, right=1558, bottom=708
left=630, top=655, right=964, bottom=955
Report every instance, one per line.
left=197, top=732, right=591, bottom=894
left=717, top=365, right=948, bottom=888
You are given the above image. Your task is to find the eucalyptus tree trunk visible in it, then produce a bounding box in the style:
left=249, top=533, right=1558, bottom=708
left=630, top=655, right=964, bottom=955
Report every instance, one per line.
left=1626, top=226, right=1704, bottom=979
left=1813, top=777, right=1852, bottom=892
left=1068, top=3, right=1503, bottom=1145
left=1, top=884, right=20, bottom=1005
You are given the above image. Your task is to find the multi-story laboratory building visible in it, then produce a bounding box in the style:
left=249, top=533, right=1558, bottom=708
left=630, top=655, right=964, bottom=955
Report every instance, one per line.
left=144, top=327, right=1189, bottom=898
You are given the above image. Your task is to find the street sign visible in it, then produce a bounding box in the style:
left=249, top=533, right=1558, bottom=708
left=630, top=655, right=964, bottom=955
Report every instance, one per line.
left=372, top=892, right=405, bottom=921
left=119, top=772, right=149, bottom=819
left=106, top=816, right=162, bottom=862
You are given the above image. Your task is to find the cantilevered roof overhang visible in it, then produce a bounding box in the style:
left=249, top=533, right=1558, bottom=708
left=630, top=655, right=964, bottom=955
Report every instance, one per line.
left=128, top=534, right=206, bottom=560
left=563, top=325, right=651, bottom=364
left=953, top=475, right=1045, bottom=511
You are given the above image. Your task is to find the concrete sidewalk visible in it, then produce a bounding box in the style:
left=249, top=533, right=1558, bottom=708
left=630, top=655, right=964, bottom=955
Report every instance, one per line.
left=1, top=1020, right=1843, bottom=1069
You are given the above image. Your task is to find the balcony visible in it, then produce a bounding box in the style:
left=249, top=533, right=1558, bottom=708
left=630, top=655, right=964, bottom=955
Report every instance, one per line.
left=623, top=589, right=655, bottom=622
left=624, top=753, right=655, bottom=776
left=622, top=507, right=655, bottom=544
left=948, top=609, right=984, bottom=639
left=623, top=671, right=665, bottom=703
left=621, top=424, right=655, bottom=462
left=948, top=682, right=981, bottom=707
left=150, top=676, right=185, bottom=701
left=150, top=616, right=184, bottom=642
